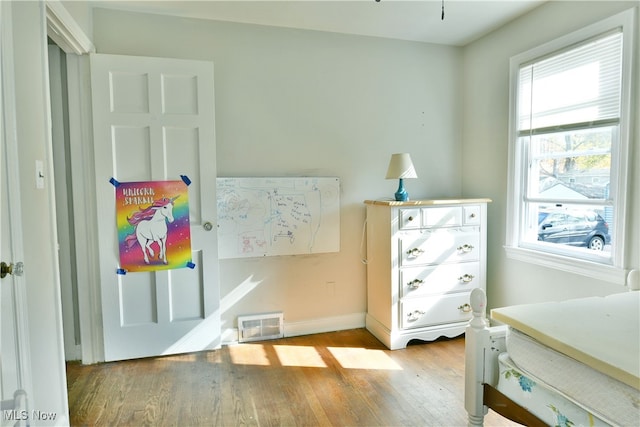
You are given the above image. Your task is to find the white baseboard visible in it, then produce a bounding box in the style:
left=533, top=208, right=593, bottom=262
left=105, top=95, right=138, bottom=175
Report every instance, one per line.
left=64, top=344, right=82, bottom=362
left=221, top=327, right=240, bottom=345
left=284, top=312, right=366, bottom=337
left=221, top=312, right=366, bottom=346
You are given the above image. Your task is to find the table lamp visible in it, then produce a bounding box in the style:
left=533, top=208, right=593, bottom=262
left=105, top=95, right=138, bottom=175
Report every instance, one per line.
left=385, top=153, right=417, bottom=201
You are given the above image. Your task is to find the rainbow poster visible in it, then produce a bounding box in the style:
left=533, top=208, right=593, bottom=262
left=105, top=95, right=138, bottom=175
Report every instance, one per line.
left=115, top=180, right=191, bottom=273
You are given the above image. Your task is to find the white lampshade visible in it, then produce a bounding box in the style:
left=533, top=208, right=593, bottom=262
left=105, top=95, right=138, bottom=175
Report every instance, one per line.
left=385, top=153, right=417, bottom=179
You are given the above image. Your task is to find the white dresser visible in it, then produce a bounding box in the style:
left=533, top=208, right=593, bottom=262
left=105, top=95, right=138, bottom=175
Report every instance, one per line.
left=364, top=199, right=490, bottom=350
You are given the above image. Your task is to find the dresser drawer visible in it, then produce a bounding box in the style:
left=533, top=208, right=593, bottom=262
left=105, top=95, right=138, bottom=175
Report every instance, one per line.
left=399, top=208, right=421, bottom=230
left=400, top=263, right=480, bottom=298
left=421, top=206, right=463, bottom=227
left=400, top=293, right=473, bottom=329
left=399, top=228, right=480, bottom=266
left=463, top=205, right=481, bottom=225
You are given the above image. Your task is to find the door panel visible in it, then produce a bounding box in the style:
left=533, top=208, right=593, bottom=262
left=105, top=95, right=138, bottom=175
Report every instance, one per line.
left=166, top=128, right=202, bottom=221
left=114, top=126, right=152, bottom=177
left=120, top=275, right=157, bottom=325
left=91, top=53, right=219, bottom=361
left=169, top=253, right=205, bottom=321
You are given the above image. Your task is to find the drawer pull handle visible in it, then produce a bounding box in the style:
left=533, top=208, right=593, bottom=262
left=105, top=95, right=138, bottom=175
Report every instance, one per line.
left=458, top=303, right=472, bottom=313
left=406, top=248, right=425, bottom=257
left=408, top=279, right=424, bottom=289
left=407, top=310, right=425, bottom=321
left=457, top=244, right=474, bottom=253
left=458, top=274, right=475, bottom=283
left=469, top=213, right=476, bottom=219
left=407, top=216, right=414, bottom=222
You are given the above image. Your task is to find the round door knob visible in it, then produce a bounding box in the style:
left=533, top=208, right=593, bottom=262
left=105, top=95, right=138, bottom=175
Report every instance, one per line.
left=203, top=222, right=214, bottom=231
left=1, top=262, right=12, bottom=278
left=1, top=261, right=22, bottom=279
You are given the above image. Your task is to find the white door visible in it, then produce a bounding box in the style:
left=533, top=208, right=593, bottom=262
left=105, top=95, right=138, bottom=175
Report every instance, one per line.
left=91, top=54, right=220, bottom=361
left=0, top=0, right=30, bottom=415
left=0, top=141, right=28, bottom=421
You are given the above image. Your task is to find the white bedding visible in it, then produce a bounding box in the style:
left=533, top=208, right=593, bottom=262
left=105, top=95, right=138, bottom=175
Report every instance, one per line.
left=491, top=291, right=640, bottom=389
left=505, top=327, right=640, bottom=426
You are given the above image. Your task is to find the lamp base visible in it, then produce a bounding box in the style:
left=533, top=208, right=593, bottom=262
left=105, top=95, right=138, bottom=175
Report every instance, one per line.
left=394, top=178, right=409, bottom=201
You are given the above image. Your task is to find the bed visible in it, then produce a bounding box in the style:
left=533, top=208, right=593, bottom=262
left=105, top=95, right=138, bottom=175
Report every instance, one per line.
left=464, top=272, right=640, bottom=427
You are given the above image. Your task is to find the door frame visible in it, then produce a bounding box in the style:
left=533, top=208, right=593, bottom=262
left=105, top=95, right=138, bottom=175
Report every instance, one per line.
left=44, top=0, right=103, bottom=364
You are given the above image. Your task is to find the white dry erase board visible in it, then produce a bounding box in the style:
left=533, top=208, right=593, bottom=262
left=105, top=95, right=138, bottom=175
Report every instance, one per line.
left=216, top=177, right=340, bottom=258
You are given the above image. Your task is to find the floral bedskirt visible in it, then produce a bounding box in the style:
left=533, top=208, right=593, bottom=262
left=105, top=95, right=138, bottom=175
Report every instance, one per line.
left=496, top=353, right=612, bottom=427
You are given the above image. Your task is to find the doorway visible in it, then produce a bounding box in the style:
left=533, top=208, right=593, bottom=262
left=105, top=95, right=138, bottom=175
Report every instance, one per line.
left=45, top=1, right=101, bottom=365
left=48, top=40, right=82, bottom=361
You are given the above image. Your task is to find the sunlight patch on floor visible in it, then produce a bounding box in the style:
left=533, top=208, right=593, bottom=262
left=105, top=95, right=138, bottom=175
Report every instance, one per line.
left=273, top=345, right=327, bottom=367
left=228, top=343, right=270, bottom=366
left=328, top=347, right=403, bottom=370
left=226, top=343, right=403, bottom=370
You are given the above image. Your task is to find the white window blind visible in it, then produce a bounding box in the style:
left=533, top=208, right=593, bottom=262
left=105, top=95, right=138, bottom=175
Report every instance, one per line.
left=518, top=30, right=623, bottom=134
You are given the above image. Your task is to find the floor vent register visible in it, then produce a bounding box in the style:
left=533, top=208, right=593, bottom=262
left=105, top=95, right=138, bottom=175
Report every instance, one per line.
left=238, top=312, right=284, bottom=343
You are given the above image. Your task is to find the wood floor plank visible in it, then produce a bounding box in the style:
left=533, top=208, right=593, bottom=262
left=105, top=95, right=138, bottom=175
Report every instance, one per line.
left=67, top=329, right=519, bottom=426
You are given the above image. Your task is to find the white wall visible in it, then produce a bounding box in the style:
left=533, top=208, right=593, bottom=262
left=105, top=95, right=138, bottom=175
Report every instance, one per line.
left=92, top=8, right=464, bottom=337
left=462, top=1, right=640, bottom=308
left=11, top=1, right=69, bottom=423
left=60, top=0, right=92, bottom=40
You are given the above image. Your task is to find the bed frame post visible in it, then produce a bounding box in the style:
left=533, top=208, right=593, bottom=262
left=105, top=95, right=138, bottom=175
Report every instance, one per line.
left=465, top=288, right=489, bottom=427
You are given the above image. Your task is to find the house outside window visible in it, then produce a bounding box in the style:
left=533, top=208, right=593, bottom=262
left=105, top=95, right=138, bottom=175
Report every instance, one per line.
left=505, top=9, right=636, bottom=284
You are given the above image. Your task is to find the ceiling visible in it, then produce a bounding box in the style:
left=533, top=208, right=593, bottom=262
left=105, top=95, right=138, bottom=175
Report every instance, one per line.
left=89, top=0, right=546, bottom=46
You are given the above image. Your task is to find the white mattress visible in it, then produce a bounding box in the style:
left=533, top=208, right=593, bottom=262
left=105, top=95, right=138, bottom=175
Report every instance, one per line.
left=506, top=327, right=640, bottom=426
left=491, top=291, right=640, bottom=389
left=496, top=353, right=610, bottom=426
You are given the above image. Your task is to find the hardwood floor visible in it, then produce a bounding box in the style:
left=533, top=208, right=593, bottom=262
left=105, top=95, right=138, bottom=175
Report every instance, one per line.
left=67, top=329, right=518, bottom=426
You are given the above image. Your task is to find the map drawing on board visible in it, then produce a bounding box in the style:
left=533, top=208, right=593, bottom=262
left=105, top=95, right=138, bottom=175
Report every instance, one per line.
left=216, top=177, right=340, bottom=259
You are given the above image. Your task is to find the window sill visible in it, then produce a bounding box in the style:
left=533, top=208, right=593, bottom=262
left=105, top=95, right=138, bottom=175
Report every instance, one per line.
left=504, top=245, right=627, bottom=285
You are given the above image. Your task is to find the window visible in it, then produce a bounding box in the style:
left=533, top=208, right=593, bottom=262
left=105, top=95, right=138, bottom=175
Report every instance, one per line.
left=505, top=9, right=635, bottom=284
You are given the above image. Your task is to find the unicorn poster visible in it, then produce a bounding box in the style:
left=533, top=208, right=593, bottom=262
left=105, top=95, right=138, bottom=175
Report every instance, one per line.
left=115, top=180, right=191, bottom=272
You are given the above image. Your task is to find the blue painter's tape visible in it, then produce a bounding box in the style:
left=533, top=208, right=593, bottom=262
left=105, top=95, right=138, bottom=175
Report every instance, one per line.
left=187, top=262, right=196, bottom=269
left=181, top=175, right=192, bottom=186
left=116, top=268, right=127, bottom=275
left=110, top=177, right=120, bottom=187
